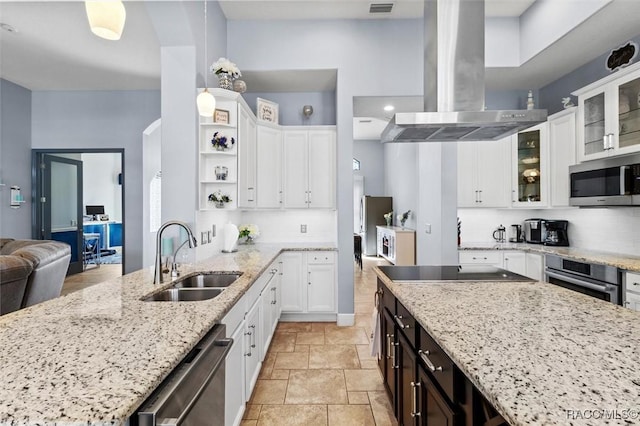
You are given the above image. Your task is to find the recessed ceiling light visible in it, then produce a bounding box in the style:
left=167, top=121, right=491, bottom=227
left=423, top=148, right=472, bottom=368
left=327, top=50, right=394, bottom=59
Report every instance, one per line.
left=0, top=23, right=18, bottom=33
left=383, top=105, right=395, bottom=112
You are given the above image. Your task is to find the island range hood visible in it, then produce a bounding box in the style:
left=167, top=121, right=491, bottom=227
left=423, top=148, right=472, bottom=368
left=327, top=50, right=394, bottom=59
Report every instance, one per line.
left=381, top=0, right=547, bottom=143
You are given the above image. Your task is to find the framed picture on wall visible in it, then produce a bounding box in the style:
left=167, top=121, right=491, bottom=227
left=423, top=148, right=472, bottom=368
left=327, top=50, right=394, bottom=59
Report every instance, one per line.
left=257, top=98, right=279, bottom=124
left=213, top=109, right=230, bottom=124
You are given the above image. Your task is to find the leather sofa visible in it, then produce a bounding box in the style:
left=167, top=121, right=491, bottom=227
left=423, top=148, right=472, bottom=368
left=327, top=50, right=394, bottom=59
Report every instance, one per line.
left=0, top=239, right=71, bottom=315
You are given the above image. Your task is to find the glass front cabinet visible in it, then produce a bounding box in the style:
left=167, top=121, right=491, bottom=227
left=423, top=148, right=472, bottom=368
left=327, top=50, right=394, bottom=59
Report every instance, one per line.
left=511, top=122, right=548, bottom=207
left=575, top=64, right=640, bottom=162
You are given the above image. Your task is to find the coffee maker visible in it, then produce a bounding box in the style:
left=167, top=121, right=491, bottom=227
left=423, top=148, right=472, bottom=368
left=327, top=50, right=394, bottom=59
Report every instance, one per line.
left=508, top=224, right=524, bottom=243
left=542, top=220, right=569, bottom=246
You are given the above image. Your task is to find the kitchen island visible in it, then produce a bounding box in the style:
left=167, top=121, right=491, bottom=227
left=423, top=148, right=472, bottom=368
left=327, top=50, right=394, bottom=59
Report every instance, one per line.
left=0, top=243, right=334, bottom=424
left=375, top=267, right=640, bottom=425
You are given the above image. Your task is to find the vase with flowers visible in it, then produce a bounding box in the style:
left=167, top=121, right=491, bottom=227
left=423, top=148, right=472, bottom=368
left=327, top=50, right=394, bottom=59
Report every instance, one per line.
left=238, top=224, right=259, bottom=244
left=397, top=210, right=411, bottom=228
left=383, top=211, right=393, bottom=226
left=208, top=190, right=232, bottom=208
left=210, top=57, right=242, bottom=90
left=211, top=131, right=235, bottom=151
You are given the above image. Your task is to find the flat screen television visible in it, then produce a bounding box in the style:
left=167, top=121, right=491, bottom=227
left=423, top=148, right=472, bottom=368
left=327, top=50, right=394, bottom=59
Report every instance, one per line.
left=86, top=205, right=105, bottom=216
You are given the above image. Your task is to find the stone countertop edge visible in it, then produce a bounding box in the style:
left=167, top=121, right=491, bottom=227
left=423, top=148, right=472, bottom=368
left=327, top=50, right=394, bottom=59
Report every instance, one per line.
left=374, top=267, right=640, bottom=426
left=459, top=242, right=640, bottom=272
left=0, top=243, right=336, bottom=425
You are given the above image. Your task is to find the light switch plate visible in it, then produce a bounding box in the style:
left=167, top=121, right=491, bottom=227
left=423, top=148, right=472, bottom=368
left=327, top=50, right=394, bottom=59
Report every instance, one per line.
left=212, top=224, right=216, bottom=237
left=300, top=224, right=307, bottom=233
left=207, top=230, right=212, bottom=243
left=425, top=223, right=432, bottom=234
left=201, top=231, right=208, bottom=245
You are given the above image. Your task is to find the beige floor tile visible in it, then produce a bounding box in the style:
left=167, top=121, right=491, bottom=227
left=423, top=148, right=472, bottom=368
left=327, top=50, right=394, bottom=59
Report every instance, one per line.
left=259, top=352, right=277, bottom=378
left=274, top=352, right=309, bottom=369
left=285, top=370, right=348, bottom=404
left=270, top=369, right=290, bottom=380
left=250, top=380, right=288, bottom=405
left=243, top=404, right=262, bottom=420
left=327, top=405, right=375, bottom=426
left=325, top=327, right=370, bottom=345
left=368, top=391, right=398, bottom=426
left=277, top=322, right=313, bottom=333
left=310, top=322, right=329, bottom=332
left=296, top=331, right=325, bottom=345
left=258, top=405, right=328, bottom=426
left=344, top=369, right=385, bottom=392
left=348, top=391, right=370, bottom=405
left=359, top=359, right=379, bottom=369
left=240, top=421, right=257, bottom=426
left=308, top=345, right=360, bottom=369
left=356, top=344, right=375, bottom=361
left=269, top=333, right=296, bottom=353
left=294, top=344, right=310, bottom=353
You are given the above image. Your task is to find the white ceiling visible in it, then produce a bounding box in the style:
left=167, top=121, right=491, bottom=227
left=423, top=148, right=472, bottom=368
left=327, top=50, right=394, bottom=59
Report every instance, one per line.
left=0, top=0, right=637, bottom=95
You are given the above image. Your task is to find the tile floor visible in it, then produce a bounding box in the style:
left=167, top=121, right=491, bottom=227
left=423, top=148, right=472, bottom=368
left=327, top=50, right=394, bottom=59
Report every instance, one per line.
left=241, top=256, right=396, bottom=426
left=61, top=264, right=122, bottom=296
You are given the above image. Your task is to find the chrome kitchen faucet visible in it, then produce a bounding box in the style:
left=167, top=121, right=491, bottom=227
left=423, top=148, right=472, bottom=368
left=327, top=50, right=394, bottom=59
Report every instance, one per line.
left=154, top=221, right=198, bottom=284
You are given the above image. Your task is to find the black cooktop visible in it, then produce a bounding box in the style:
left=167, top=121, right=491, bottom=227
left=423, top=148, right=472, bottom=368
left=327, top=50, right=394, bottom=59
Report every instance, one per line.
left=378, top=265, right=535, bottom=282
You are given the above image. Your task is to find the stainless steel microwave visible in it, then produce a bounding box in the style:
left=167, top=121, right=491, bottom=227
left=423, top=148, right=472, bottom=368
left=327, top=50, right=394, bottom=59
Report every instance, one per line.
left=569, top=154, right=640, bottom=206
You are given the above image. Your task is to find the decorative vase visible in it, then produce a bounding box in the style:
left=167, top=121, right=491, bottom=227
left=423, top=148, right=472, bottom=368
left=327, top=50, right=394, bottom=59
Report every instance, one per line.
left=233, top=79, right=247, bottom=93
left=214, top=145, right=226, bottom=152
left=222, top=223, right=239, bottom=253
left=385, top=218, right=391, bottom=226
left=245, top=236, right=255, bottom=245
left=218, top=73, right=234, bottom=90
left=215, top=201, right=224, bottom=209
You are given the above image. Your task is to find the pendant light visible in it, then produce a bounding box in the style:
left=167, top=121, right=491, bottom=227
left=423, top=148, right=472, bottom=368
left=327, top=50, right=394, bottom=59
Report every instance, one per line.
left=85, top=1, right=126, bottom=41
left=197, top=1, right=216, bottom=117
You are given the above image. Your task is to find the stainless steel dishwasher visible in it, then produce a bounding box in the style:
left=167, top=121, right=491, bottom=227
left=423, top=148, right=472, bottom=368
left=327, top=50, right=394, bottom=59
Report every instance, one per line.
left=137, top=324, right=232, bottom=426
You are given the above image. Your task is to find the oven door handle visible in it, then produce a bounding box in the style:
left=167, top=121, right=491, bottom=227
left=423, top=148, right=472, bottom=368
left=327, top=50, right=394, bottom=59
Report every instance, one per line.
left=545, top=270, right=613, bottom=292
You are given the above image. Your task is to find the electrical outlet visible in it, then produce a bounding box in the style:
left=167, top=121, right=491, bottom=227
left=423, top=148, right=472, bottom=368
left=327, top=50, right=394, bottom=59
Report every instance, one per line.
left=211, top=224, right=216, bottom=237
left=425, top=223, right=432, bottom=234
left=201, top=231, right=208, bottom=245
left=300, top=224, right=307, bottom=233
left=207, top=230, right=212, bottom=243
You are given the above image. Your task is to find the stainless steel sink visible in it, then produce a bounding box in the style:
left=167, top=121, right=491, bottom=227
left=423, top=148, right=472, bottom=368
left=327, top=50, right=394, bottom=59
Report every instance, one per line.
left=171, top=272, right=243, bottom=289
left=143, top=288, right=224, bottom=302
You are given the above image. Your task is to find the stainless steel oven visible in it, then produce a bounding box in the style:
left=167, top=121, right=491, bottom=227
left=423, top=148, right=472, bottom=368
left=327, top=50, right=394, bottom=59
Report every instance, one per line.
left=137, top=324, right=232, bottom=426
left=545, top=254, right=621, bottom=305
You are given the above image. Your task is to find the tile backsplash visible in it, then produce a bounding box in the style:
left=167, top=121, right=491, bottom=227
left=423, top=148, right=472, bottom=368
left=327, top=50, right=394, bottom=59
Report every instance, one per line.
left=457, top=207, right=640, bottom=256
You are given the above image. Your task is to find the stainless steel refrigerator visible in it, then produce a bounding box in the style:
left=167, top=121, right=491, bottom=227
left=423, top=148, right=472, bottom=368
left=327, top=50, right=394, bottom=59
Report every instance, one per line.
left=360, top=196, right=393, bottom=256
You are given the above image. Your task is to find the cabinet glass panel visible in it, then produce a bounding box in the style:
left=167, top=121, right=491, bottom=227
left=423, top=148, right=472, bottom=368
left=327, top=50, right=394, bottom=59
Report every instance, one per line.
left=516, top=130, right=541, bottom=202
left=583, top=93, right=606, bottom=155
left=618, top=76, right=640, bottom=149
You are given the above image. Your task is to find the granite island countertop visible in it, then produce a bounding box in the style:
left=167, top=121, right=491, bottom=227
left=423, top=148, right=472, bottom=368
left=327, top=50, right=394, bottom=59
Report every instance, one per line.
left=375, top=268, right=640, bottom=426
left=0, top=243, right=336, bottom=424
left=459, top=242, right=640, bottom=272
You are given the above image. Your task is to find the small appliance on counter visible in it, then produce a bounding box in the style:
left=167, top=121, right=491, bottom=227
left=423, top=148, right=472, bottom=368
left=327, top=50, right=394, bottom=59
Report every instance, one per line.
left=523, top=218, right=543, bottom=244
left=542, top=220, right=569, bottom=246
left=508, top=224, right=524, bottom=243
left=492, top=224, right=506, bottom=242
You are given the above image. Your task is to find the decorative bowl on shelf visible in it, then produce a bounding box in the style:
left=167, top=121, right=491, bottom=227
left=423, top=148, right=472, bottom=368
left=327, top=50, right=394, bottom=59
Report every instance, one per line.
left=521, top=157, right=539, bottom=164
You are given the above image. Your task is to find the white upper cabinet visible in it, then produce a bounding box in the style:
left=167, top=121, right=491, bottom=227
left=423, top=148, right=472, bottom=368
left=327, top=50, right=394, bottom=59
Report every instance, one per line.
left=548, top=108, right=576, bottom=207
left=256, top=126, right=283, bottom=209
left=511, top=122, right=548, bottom=208
left=238, top=104, right=257, bottom=209
left=457, top=138, right=511, bottom=208
left=283, top=128, right=336, bottom=209
left=574, top=63, right=640, bottom=162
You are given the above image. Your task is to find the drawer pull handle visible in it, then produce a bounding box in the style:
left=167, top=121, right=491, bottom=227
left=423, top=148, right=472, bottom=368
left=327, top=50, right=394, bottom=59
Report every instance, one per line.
left=410, top=381, right=421, bottom=418
left=419, top=349, right=443, bottom=372
left=394, top=314, right=410, bottom=329
left=391, top=342, right=399, bottom=369
left=386, top=333, right=392, bottom=359
left=633, top=282, right=640, bottom=286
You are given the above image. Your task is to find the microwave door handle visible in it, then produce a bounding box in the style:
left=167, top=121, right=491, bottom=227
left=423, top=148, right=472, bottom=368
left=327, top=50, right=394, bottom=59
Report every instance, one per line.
left=621, top=166, right=631, bottom=195
left=546, top=270, right=612, bottom=292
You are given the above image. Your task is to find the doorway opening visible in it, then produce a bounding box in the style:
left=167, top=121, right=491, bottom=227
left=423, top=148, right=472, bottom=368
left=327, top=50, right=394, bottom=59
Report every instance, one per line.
left=32, top=149, right=125, bottom=288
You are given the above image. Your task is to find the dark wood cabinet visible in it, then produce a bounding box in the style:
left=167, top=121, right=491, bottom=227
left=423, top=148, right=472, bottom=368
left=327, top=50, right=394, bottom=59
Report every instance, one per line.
left=377, top=279, right=505, bottom=426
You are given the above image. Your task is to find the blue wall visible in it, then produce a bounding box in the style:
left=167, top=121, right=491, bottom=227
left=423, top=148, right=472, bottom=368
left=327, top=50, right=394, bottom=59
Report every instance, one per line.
left=0, top=79, right=32, bottom=239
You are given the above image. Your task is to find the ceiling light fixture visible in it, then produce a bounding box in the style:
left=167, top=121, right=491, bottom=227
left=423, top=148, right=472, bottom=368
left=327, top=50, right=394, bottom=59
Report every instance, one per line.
left=85, top=1, right=126, bottom=41
left=383, top=105, right=395, bottom=112
left=197, top=1, right=216, bottom=117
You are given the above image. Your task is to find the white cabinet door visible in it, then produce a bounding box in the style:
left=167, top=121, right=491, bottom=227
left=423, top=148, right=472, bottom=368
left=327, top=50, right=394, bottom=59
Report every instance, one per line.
left=308, top=130, right=335, bottom=208
left=238, top=106, right=256, bottom=209
left=511, top=123, right=549, bottom=207
left=548, top=109, right=576, bottom=207
left=625, top=291, right=640, bottom=312
left=280, top=252, right=305, bottom=312
left=457, top=142, right=478, bottom=207
left=260, top=278, right=274, bottom=360
left=525, top=252, right=544, bottom=281
left=225, top=324, right=246, bottom=426
left=283, top=131, right=309, bottom=208
left=244, top=299, right=261, bottom=401
left=477, top=139, right=510, bottom=207
left=307, top=263, right=335, bottom=312
left=256, top=126, right=282, bottom=209
left=502, top=251, right=526, bottom=276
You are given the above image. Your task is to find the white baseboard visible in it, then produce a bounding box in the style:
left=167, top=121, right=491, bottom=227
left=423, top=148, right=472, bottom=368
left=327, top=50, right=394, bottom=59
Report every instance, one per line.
left=337, top=313, right=355, bottom=326
left=279, top=313, right=337, bottom=322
